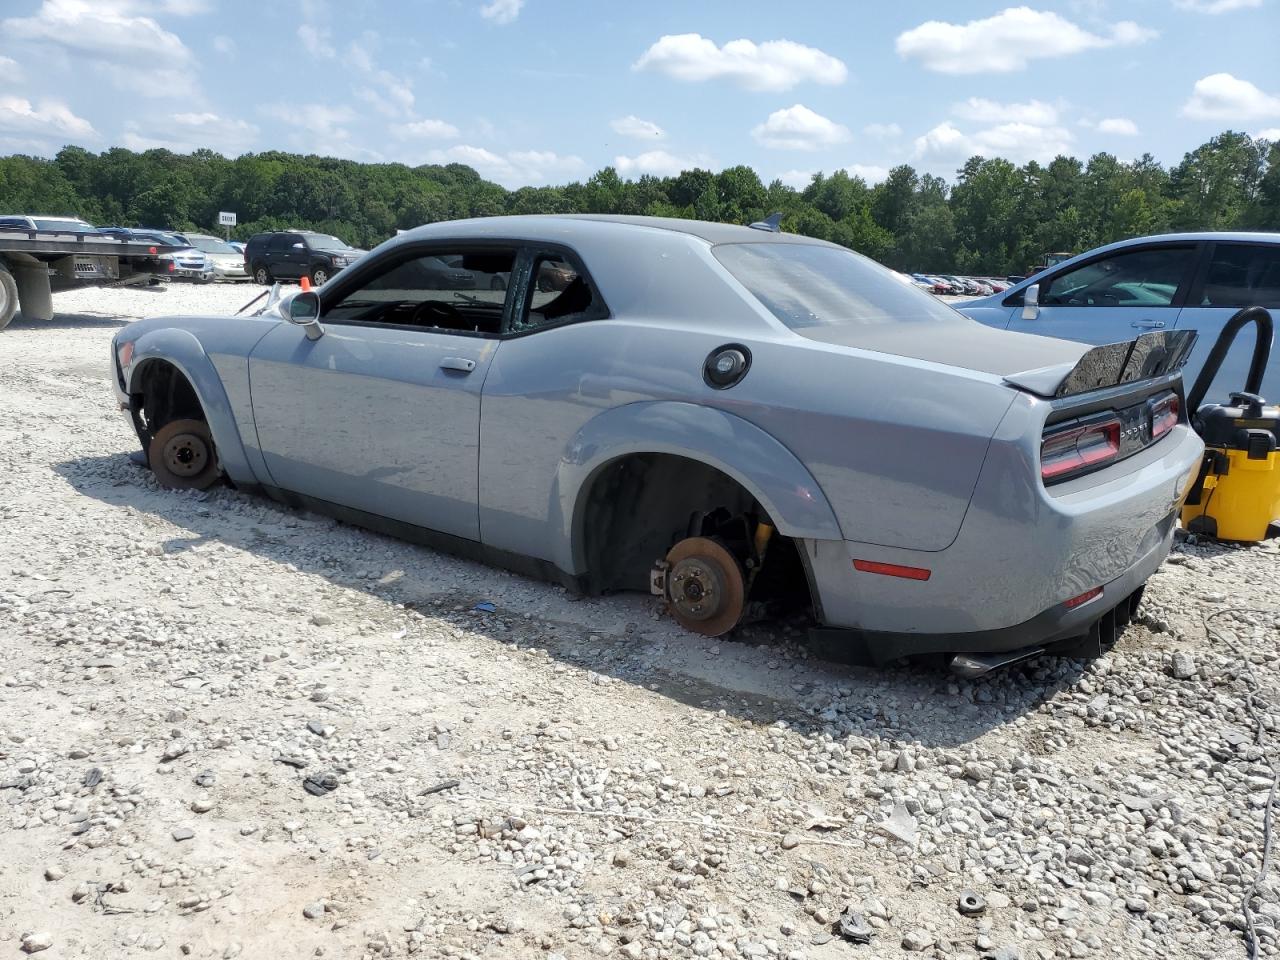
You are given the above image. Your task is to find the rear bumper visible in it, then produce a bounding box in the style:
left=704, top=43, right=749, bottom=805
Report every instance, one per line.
left=803, top=420, right=1203, bottom=658
left=809, top=514, right=1171, bottom=662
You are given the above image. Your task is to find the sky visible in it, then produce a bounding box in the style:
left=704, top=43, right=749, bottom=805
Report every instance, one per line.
left=0, top=0, right=1278, bottom=189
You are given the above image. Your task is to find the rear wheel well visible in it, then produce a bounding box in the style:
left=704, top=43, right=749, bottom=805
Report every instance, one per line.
left=132, top=360, right=205, bottom=445
left=579, top=452, right=813, bottom=617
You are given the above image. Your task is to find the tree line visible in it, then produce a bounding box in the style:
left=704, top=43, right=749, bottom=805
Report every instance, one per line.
left=0, top=131, right=1276, bottom=275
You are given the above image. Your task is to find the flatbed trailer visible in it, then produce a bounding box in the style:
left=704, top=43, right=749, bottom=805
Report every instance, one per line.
left=0, top=228, right=181, bottom=329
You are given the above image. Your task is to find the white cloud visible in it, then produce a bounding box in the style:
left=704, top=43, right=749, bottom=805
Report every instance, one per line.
left=778, top=169, right=816, bottom=188
left=297, top=23, right=335, bottom=58
left=914, top=120, right=1074, bottom=164
left=611, top=115, right=666, bottom=139
left=1174, top=0, right=1261, bottom=11
left=3, top=0, right=198, bottom=95
left=480, top=0, right=524, bottom=24
left=1258, top=128, right=1280, bottom=141
left=0, top=56, right=22, bottom=82
left=1097, top=116, right=1139, bottom=135
left=614, top=150, right=714, bottom=178
left=423, top=145, right=584, bottom=187
left=896, top=7, right=1157, bottom=74
left=262, top=103, right=356, bottom=141
left=751, top=104, right=851, bottom=151
left=846, top=163, right=890, bottom=184
left=211, top=35, right=235, bottom=56
left=634, top=33, right=847, bottom=92
left=0, top=96, right=96, bottom=139
left=952, top=97, right=1059, bottom=125
left=393, top=118, right=461, bottom=139
left=121, top=112, right=258, bottom=154
left=1182, top=72, right=1280, bottom=121
left=863, top=122, right=902, bottom=139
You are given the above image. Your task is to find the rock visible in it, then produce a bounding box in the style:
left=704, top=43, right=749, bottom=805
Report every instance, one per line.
left=162, top=740, right=190, bottom=762
left=303, top=772, right=339, bottom=796
left=303, top=902, right=326, bottom=919
left=780, top=833, right=801, bottom=850
left=171, top=826, right=195, bottom=842
left=902, top=929, right=933, bottom=952
left=1170, top=652, right=1197, bottom=680
left=309, top=612, right=333, bottom=626
left=193, top=769, right=216, bottom=788
left=21, top=932, right=53, bottom=954
left=43, top=866, right=65, bottom=881
left=307, top=720, right=335, bottom=738
left=191, top=798, right=215, bottom=813
left=836, top=907, right=871, bottom=944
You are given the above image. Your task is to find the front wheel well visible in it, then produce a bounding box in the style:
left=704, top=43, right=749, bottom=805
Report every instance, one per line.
left=578, top=452, right=813, bottom=618
left=132, top=360, right=205, bottom=445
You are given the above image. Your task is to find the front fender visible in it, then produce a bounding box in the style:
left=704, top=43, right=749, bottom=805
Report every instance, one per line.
left=126, top=329, right=256, bottom=487
left=554, top=401, right=842, bottom=574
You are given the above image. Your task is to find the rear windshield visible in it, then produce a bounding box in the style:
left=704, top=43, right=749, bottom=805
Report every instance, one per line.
left=713, top=242, right=961, bottom=328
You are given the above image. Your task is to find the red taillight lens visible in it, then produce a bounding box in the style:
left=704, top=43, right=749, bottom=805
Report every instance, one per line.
left=1150, top=394, right=1179, bottom=440
left=148, top=245, right=157, bottom=254
left=1041, top=417, right=1121, bottom=483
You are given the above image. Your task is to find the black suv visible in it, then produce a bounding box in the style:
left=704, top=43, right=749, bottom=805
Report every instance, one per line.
left=244, top=231, right=364, bottom=285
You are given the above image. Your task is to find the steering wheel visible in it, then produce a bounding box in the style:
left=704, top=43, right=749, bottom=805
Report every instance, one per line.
left=410, top=299, right=467, bottom=329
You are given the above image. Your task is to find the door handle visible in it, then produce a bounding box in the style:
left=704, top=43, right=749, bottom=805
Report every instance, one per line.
left=439, top=356, right=476, bottom=373
left=1130, top=320, right=1166, bottom=329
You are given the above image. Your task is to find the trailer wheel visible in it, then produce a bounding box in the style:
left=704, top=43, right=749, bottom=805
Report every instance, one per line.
left=0, top=267, right=17, bottom=330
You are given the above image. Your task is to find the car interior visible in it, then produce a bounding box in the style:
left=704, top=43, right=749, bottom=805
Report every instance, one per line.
left=324, top=250, right=603, bottom=335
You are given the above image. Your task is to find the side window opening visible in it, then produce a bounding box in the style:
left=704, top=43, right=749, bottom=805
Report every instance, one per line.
left=324, top=248, right=516, bottom=335
left=1041, top=246, right=1194, bottom=308
left=512, top=254, right=605, bottom=334
left=1199, top=244, right=1280, bottom=308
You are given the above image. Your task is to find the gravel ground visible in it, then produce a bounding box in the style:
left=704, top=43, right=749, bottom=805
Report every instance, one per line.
left=2, top=284, right=1280, bottom=960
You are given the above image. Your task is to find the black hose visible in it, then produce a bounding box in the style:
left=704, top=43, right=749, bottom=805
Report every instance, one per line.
left=1186, top=306, right=1274, bottom=414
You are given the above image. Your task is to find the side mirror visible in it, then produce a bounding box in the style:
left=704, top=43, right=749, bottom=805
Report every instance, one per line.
left=1021, top=283, right=1040, bottom=321
left=288, top=291, right=324, bottom=340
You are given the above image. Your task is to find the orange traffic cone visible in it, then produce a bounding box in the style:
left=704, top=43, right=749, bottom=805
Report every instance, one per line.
left=299, top=275, right=312, bottom=292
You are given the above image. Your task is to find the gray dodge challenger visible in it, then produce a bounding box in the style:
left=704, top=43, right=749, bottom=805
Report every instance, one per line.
left=111, top=215, right=1204, bottom=675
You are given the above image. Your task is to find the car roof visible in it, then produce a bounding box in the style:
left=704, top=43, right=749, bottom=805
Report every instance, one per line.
left=397, top=214, right=842, bottom=248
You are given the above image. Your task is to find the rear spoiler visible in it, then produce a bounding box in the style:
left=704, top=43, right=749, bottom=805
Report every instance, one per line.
left=1003, top=330, right=1198, bottom=399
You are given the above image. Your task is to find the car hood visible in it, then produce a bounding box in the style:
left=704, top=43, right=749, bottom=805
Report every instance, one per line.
left=796, top=317, right=1088, bottom=378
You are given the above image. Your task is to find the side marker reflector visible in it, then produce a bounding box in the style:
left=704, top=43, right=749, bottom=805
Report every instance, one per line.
left=1064, top=586, right=1103, bottom=609
left=853, top=559, right=931, bottom=581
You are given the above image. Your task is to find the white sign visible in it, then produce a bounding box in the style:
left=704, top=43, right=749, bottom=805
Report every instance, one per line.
left=218, top=211, right=237, bottom=226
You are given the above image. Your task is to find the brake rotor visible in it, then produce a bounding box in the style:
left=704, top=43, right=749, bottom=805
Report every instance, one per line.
left=161, top=430, right=209, bottom=478
left=663, top=536, right=746, bottom=637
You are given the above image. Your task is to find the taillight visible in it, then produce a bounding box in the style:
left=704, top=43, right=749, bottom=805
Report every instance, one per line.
left=1150, top=393, right=1179, bottom=440
left=1041, top=416, right=1121, bottom=483
left=116, top=340, right=134, bottom=370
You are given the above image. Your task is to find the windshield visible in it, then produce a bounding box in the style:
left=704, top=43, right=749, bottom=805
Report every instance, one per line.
left=189, top=236, right=238, bottom=254
left=713, top=242, right=961, bottom=328
left=305, top=234, right=353, bottom=252
left=32, top=218, right=94, bottom=233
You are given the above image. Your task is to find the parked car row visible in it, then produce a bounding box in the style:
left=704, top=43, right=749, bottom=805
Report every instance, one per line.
left=909, top=273, right=1010, bottom=296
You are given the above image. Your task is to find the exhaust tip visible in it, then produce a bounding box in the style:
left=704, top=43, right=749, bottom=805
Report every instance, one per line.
left=950, top=646, right=1046, bottom=679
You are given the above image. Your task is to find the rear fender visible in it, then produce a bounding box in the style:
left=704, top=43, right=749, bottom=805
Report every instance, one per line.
left=555, top=401, right=842, bottom=574
left=126, top=329, right=256, bottom=486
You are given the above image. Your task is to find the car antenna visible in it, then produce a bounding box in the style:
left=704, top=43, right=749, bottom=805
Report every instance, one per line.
left=748, top=212, right=783, bottom=233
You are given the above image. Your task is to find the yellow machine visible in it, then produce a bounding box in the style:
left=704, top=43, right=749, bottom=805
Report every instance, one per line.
left=1181, top=306, right=1280, bottom=542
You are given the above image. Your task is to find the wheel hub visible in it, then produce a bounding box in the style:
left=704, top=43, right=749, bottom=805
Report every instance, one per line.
left=661, top=537, right=746, bottom=637
left=162, top=433, right=208, bottom=477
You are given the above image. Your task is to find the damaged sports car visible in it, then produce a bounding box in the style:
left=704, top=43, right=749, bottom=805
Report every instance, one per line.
left=111, top=215, right=1204, bottom=674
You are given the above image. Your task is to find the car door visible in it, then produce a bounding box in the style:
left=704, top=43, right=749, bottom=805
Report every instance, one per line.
left=247, top=244, right=518, bottom=541
left=1004, top=242, right=1199, bottom=347
left=266, top=233, right=297, bottom=279
left=1177, top=240, right=1280, bottom=405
